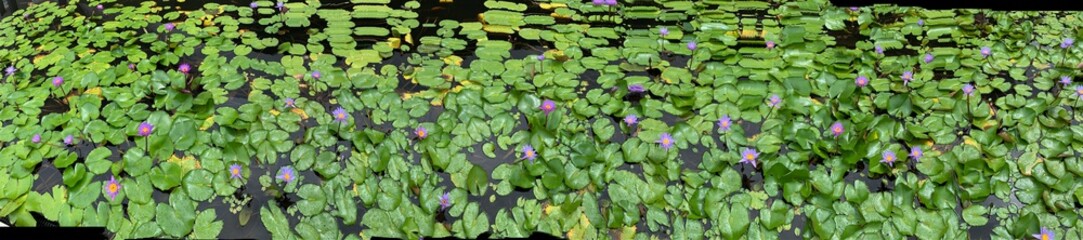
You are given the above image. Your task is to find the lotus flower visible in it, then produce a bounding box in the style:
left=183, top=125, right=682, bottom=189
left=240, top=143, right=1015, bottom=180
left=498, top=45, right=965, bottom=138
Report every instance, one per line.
left=855, top=75, right=868, bottom=87
left=1061, top=38, right=1074, bottom=49
left=250, top=2, right=259, bottom=8
left=332, top=107, right=348, bottom=123
left=687, top=41, right=697, bottom=51
left=284, top=98, right=296, bottom=108
left=276, top=166, right=295, bottom=183
left=740, top=148, right=759, bottom=168
left=657, top=132, right=674, bottom=150
left=521, top=144, right=536, bottom=163
left=164, top=22, right=175, bottom=31
left=104, top=176, right=121, bottom=200
left=51, top=76, right=63, bottom=87
left=539, top=99, right=556, bottom=115
left=962, top=83, right=975, bottom=96
left=4, top=66, right=14, bottom=76
left=767, top=94, right=782, bottom=108
left=658, top=27, right=669, bottom=37
left=881, top=150, right=897, bottom=167
left=230, top=164, right=242, bottom=179
left=830, top=122, right=843, bottom=138
left=439, top=192, right=451, bottom=210
left=624, top=114, right=637, bottom=126
left=64, top=135, right=73, bottom=145
left=1059, top=76, right=1071, bottom=86
left=31, top=134, right=40, bottom=143
left=766, top=40, right=775, bottom=49
left=924, top=53, right=934, bottom=63
left=917, top=19, right=924, bottom=26
left=628, top=84, right=645, bottom=93
left=901, top=71, right=913, bottom=85
left=909, top=146, right=923, bottom=162
left=875, top=45, right=884, bottom=55
left=980, top=46, right=991, bottom=58
left=138, top=122, right=154, bottom=137
left=415, top=126, right=428, bottom=139
left=178, top=63, right=191, bottom=74
left=1033, top=227, right=1054, bottom=240
left=717, top=115, right=732, bottom=131
left=311, top=70, right=321, bottom=79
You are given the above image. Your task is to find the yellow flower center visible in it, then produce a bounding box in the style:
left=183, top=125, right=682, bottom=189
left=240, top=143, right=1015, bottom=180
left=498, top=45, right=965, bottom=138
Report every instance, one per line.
left=108, top=184, right=118, bottom=193
left=284, top=173, right=292, bottom=181
left=834, top=126, right=841, bottom=132
left=232, top=168, right=239, bottom=175
left=662, top=138, right=670, bottom=145
left=337, top=113, right=345, bottom=119
left=1043, top=234, right=1049, bottom=240
left=526, top=151, right=534, bottom=158
left=1077, top=89, right=1083, bottom=95
left=745, top=154, right=754, bottom=160
left=417, top=130, right=426, bottom=138
left=721, top=121, right=729, bottom=127
left=141, top=127, right=149, bottom=134
left=886, top=155, right=894, bottom=162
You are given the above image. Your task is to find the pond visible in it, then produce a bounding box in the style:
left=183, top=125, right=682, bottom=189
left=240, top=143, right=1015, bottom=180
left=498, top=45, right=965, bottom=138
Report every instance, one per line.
left=0, top=0, right=1079, bottom=239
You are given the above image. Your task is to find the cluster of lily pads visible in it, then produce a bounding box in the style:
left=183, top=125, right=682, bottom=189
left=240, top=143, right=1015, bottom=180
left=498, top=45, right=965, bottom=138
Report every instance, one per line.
left=1, top=0, right=1082, bottom=239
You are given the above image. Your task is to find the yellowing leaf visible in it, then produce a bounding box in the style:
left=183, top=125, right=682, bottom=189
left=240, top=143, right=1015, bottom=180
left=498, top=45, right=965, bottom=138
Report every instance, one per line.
left=269, top=109, right=281, bottom=116
left=168, top=155, right=201, bottom=171
left=291, top=108, right=309, bottom=119
left=199, top=116, right=215, bottom=131
left=388, top=37, right=401, bottom=49
left=83, top=87, right=103, bottom=96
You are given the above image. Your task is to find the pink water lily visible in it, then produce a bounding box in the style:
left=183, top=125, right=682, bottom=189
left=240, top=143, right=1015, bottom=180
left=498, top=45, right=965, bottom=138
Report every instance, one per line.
left=539, top=100, right=556, bottom=115
left=855, top=75, right=868, bottom=87
left=138, top=122, right=154, bottom=137
left=51, top=76, right=63, bottom=87
left=415, top=126, right=428, bottom=139
left=105, top=176, right=121, bottom=200
left=830, top=122, right=844, bottom=138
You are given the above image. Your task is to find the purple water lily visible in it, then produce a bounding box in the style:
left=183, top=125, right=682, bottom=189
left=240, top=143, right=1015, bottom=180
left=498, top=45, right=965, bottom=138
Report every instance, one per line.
left=164, top=22, right=175, bottom=31
left=178, top=63, right=191, bottom=74
left=901, top=71, right=913, bottom=85
left=740, top=148, right=759, bottom=168
left=311, top=70, right=321, bottom=79
left=1075, top=86, right=1083, bottom=98
left=962, top=83, right=975, bottom=96
left=657, top=132, right=674, bottom=150
left=830, top=122, right=844, bottom=138
left=980, top=46, right=991, bottom=58
left=536, top=54, right=545, bottom=61
left=628, top=84, right=645, bottom=93
left=1033, top=227, right=1054, bottom=240
left=924, top=53, right=934, bottom=63
left=64, top=135, right=73, bottom=145
left=521, top=144, right=536, bottom=163
left=659, top=27, right=669, bottom=37
left=767, top=94, right=781, bottom=108
left=96, top=4, right=103, bottom=10
left=439, top=192, right=451, bottom=210
left=128, top=63, right=136, bottom=70
left=687, top=41, right=697, bottom=51
left=332, top=107, right=348, bottom=123
left=539, top=99, right=556, bottom=115
left=881, top=150, right=897, bottom=167
left=855, top=75, right=869, bottom=87
left=51, top=76, right=63, bottom=87
left=250, top=2, right=259, bottom=8
left=909, top=146, right=923, bottom=162
left=1059, top=76, right=1071, bottom=86
left=916, top=19, right=924, bottom=26
left=766, top=40, right=775, bottom=49
left=415, top=126, right=428, bottom=139
left=1061, top=38, right=1074, bottom=49
left=104, top=176, right=121, bottom=200
left=591, top=0, right=604, bottom=5
left=284, top=98, right=296, bottom=108
left=230, top=164, right=242, bottom=179
left=875, top=45, right=884, bottom=55
left=849, top=6, right=859, bottom=11
left=276, top=166, right=295, bottom=183
left=717, top=115, right=732, bottom=131
left=138, top=121, right=154, bottom=137
left=276, top=1, right=285, bottom=11
left=4, top=66, right=14, bottom=76
left=31, top=134, right=40, bottom=143
left=624, top=114, right=637, bottom=126
left=604, top=0, right=617, bottom=6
